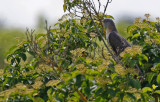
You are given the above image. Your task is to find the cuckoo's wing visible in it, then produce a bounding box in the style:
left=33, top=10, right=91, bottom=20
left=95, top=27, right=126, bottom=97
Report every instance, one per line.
left=108, top=31, right=131, bottom=55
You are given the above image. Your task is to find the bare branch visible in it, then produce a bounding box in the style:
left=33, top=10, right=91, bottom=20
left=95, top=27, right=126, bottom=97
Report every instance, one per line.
left=103, top=0, right=112, bottom=17
left=25, top=28, right=29, bottom=42
left=91, top=0, right=96, bottom=10
left=98, top=0, right=101, bottom=14
left=101, top=47, right=106, bottom=60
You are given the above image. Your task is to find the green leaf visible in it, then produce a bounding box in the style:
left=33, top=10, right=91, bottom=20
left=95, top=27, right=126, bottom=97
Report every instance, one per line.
left=72, top=70, right=81, bottom=78
left=70, top=96, right=79, bottom=101
left=50, top=29, right=57, bottom=32
left=34, top=97, right=44, bottom=102
left=84, top=80, right=91, bottom=97
left=72, top=92, right=80, bottom=98
left=127, top=25, right=138, bottom=33
left=129, top=79, right=141, bottom=89
left=95, top=88, right=103, bottom=96
left=157, top=74, right=160, bottom=84
left=7, top=54, right=12, bottom=61
left=75, top=75, right=83, bottom=87
left=87, top=69, right=99, bottom=75
left=139, top=60, right=142, bottom=66
left=142, top=55, right=148, bottom=62
left=32, top=74, right=39, bottom=79
left=154, top=90, right=160, bottom=94
left=104, top=15, right=114, bottom=19
left=64, top=0, right=67, bottom=3
left=16, top=58, right=21, bottom=64
left=36, top=34, right=46, bottom=40
left=9, top=45, right=17, bottom=52
left=111, top=73, right=117, bottom=80
left=54, top=22, right=60, bottom=26
left=132, top=34, right=140, bottom=39
left=65, top=22, right=70, bottom=31
left=139, top=54, right=148, bottom=62
left=95, top=96, right=102, bottom=102
left=63, top=4, right=67, bottom=12
left=47, top=88, right=53, bottom=100
left=130, top=60, right=137, bottom=68
left=147, top=73, right=155, bottom=84
left=142, top=87, right=152, bottom=93
left=19, top=53, right=27, bottom=61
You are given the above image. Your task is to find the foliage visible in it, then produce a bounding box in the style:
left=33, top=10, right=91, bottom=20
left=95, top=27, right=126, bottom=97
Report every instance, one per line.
left=0, top=0, right=160, bottom=102
left=0, top=29, right=25, bottom=68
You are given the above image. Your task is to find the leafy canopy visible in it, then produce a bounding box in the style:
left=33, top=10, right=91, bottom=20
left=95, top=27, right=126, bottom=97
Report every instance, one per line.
left=0, top=0, right=160, bottom=102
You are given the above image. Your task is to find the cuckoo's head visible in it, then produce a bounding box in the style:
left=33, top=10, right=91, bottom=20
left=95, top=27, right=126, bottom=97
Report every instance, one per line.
left=102, top=18, right=117, bottom=34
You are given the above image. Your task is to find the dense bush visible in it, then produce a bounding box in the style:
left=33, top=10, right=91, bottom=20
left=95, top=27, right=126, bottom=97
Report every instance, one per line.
left=0, top=0, right=160, bottom=102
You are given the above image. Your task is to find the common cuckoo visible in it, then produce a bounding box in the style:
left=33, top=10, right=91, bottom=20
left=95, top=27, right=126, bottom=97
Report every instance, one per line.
left=103, top=18, right=143, bottom=75
left=103, top=18, right=131, bottom=56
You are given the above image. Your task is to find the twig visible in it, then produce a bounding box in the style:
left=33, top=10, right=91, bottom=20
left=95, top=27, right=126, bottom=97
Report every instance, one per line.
left=77, top=90, right=88, bottom=102
left=102, top=47, right=106, bottom=59
left=103, top=0, right=112, bottom=17
left=25, top=28, right=29, bottom=42
left=98, top=0, right=101, bottom=14
left=91, top=0, right=96, bottom=10
left=83, top=2, right=120, bottom=63
left=154, top=93, right=159, bottom=102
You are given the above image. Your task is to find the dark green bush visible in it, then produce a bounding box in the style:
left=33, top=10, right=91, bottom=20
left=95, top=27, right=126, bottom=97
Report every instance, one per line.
left=0, top=0, right=160, bottom=101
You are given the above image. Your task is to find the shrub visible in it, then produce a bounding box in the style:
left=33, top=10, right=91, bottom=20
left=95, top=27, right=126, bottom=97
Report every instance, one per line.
left=0, top=0, right=160, bottom=101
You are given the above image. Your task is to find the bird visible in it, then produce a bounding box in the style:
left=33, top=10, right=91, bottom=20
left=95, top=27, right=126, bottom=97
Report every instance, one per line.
left=102, top=18, right=131, bottom=56
left=102, top=18, right=143, bottom=75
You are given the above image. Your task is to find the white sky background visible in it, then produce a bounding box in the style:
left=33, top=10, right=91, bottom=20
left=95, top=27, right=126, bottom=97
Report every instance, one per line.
left=0, top=0, right=160, bottom=29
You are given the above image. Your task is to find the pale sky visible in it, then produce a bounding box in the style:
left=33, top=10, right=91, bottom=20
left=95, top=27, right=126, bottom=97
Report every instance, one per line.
left=0, top=0, right=160, bottom=29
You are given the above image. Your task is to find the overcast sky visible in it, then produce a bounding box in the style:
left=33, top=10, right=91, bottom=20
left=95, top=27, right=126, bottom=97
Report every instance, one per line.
left=0, top=0, right=160, bottom=29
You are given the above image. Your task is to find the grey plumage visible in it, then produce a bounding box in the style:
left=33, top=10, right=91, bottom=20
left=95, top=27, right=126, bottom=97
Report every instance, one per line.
left=103, top=18, right=131, bottom=56
left=103, top=18, right=143, bottom=75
